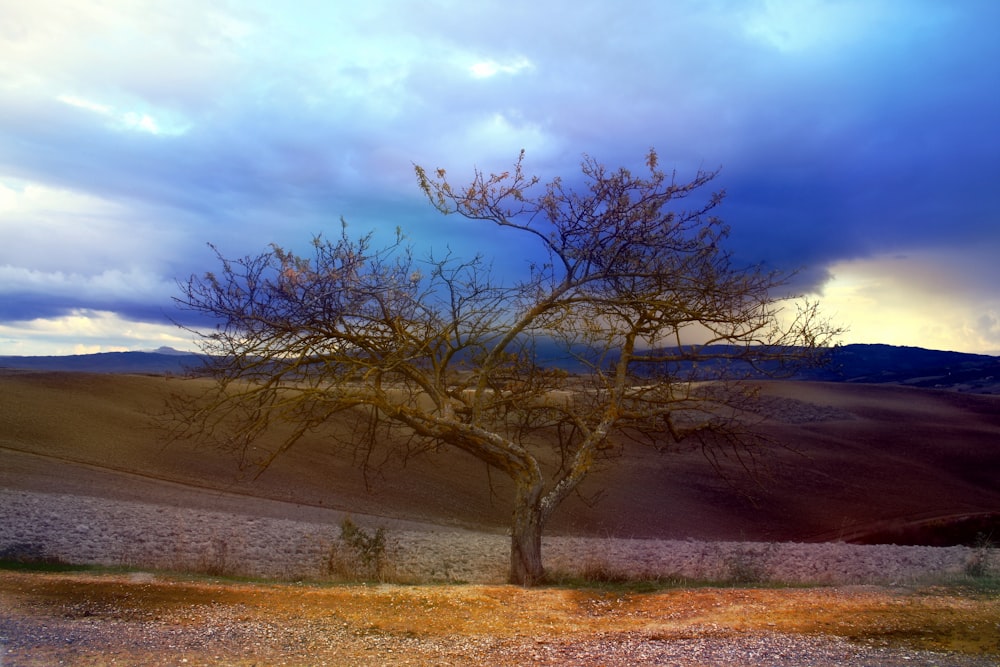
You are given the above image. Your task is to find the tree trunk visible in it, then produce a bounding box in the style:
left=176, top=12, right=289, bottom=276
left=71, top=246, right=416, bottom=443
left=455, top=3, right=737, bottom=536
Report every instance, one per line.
left=509, top=477, right=546, bottom=586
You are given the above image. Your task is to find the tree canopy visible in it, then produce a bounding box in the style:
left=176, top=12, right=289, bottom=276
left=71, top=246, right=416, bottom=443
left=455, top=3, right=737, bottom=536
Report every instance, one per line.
left=175, top=150, right=839, bottom=585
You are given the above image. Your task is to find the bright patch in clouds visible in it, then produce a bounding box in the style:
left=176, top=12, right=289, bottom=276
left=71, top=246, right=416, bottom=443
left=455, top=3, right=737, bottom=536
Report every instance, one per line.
left=469, top=56, right=533, bottom=79
left=0, top=178, right=122, bottom=217
left=56, top=95, right=112, bottom=115
left=0, top=310, right=196, bottom=356
left=461, top=111, right=551, bottom=158
left=57, top=94, right=188, bottom=136
left=816, top=251, right=1000, bottom=355
left=743, top=0, right=890, bottom=52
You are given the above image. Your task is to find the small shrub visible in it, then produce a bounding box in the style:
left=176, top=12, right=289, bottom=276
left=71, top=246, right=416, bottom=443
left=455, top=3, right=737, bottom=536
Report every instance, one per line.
left=0, top=543, right=76, bottom=571
left=964, top=532, right=996, bottom=578
left=201, top=536, right=233, bottom=577
left=0, top=542, right=51, bottom=563
left=326, top=518, right=393, bottom=582
left=723, top=544, right=774, bottom=585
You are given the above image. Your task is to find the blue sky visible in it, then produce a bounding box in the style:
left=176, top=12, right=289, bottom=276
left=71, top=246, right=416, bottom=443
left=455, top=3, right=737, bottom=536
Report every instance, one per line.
left=1, top=0, right=998, bottom=355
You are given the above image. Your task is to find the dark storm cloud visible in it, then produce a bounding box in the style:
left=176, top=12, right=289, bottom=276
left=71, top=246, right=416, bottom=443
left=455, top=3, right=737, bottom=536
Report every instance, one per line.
left=1, top=0, right=998, bottom=353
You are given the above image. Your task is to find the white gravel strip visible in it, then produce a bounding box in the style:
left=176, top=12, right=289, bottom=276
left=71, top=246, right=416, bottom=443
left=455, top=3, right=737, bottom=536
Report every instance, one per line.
left=0, top=488, right=989, bottom=584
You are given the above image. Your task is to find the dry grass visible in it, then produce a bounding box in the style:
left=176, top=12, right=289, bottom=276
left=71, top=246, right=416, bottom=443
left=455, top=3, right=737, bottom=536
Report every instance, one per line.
left=1, top=569, right=997, bottom=665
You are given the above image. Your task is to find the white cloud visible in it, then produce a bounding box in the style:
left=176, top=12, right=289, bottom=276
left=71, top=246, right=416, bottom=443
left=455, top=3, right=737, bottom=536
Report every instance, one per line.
left=469, top=56, right=533, bottom=79
left=0, top=179, right=183, bottom=274
left=56, top=94, right=112, bottom=114
left=57, top=93, right=189, bottom=135
left=459, top=112, right=553, bottom=160
left=0, top=309, right=197, bottom=356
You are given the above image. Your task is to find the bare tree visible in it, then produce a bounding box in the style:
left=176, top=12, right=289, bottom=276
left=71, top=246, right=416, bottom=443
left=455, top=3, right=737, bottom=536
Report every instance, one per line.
left=174, top=150, right=839, bottom=585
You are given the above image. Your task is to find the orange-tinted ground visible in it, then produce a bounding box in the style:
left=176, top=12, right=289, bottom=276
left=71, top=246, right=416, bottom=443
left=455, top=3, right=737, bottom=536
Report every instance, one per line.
left=1, top=569, right=997, bottom=665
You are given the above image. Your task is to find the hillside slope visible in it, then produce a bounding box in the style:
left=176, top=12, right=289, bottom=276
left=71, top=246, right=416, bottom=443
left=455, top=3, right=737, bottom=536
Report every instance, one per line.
left=1, top=371, right=998, bottom=544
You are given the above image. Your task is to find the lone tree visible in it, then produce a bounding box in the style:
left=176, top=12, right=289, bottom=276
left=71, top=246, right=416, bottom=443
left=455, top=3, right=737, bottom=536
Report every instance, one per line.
left=175, top=150, right=838, bottom=585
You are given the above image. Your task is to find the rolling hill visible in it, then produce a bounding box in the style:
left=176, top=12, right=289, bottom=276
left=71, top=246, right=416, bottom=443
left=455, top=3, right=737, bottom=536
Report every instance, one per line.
left=1, top=367, right=998, bottom=546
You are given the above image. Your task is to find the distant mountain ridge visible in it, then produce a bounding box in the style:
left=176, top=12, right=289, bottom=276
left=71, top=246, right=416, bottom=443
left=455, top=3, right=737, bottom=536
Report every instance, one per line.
left=0, top=349, right=204, bottom=375
left=2, top=343, right=998, bottom=393
left=797, top=343, right=1000, bottom=392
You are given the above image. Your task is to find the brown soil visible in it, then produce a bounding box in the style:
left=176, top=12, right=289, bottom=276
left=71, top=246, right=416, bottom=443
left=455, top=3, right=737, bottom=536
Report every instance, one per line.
left=2, top=371, right=999, bottom=543
left=2, top=372, right=1000, bottom=665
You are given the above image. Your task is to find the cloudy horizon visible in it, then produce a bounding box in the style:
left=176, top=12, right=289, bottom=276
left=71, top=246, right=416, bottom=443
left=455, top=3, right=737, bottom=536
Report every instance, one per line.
left=1, top=1, right=998, bottom=356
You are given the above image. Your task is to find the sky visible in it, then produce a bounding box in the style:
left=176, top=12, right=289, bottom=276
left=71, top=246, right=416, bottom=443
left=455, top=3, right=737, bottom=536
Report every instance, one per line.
left=1, top=0, right=998, bottom=356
